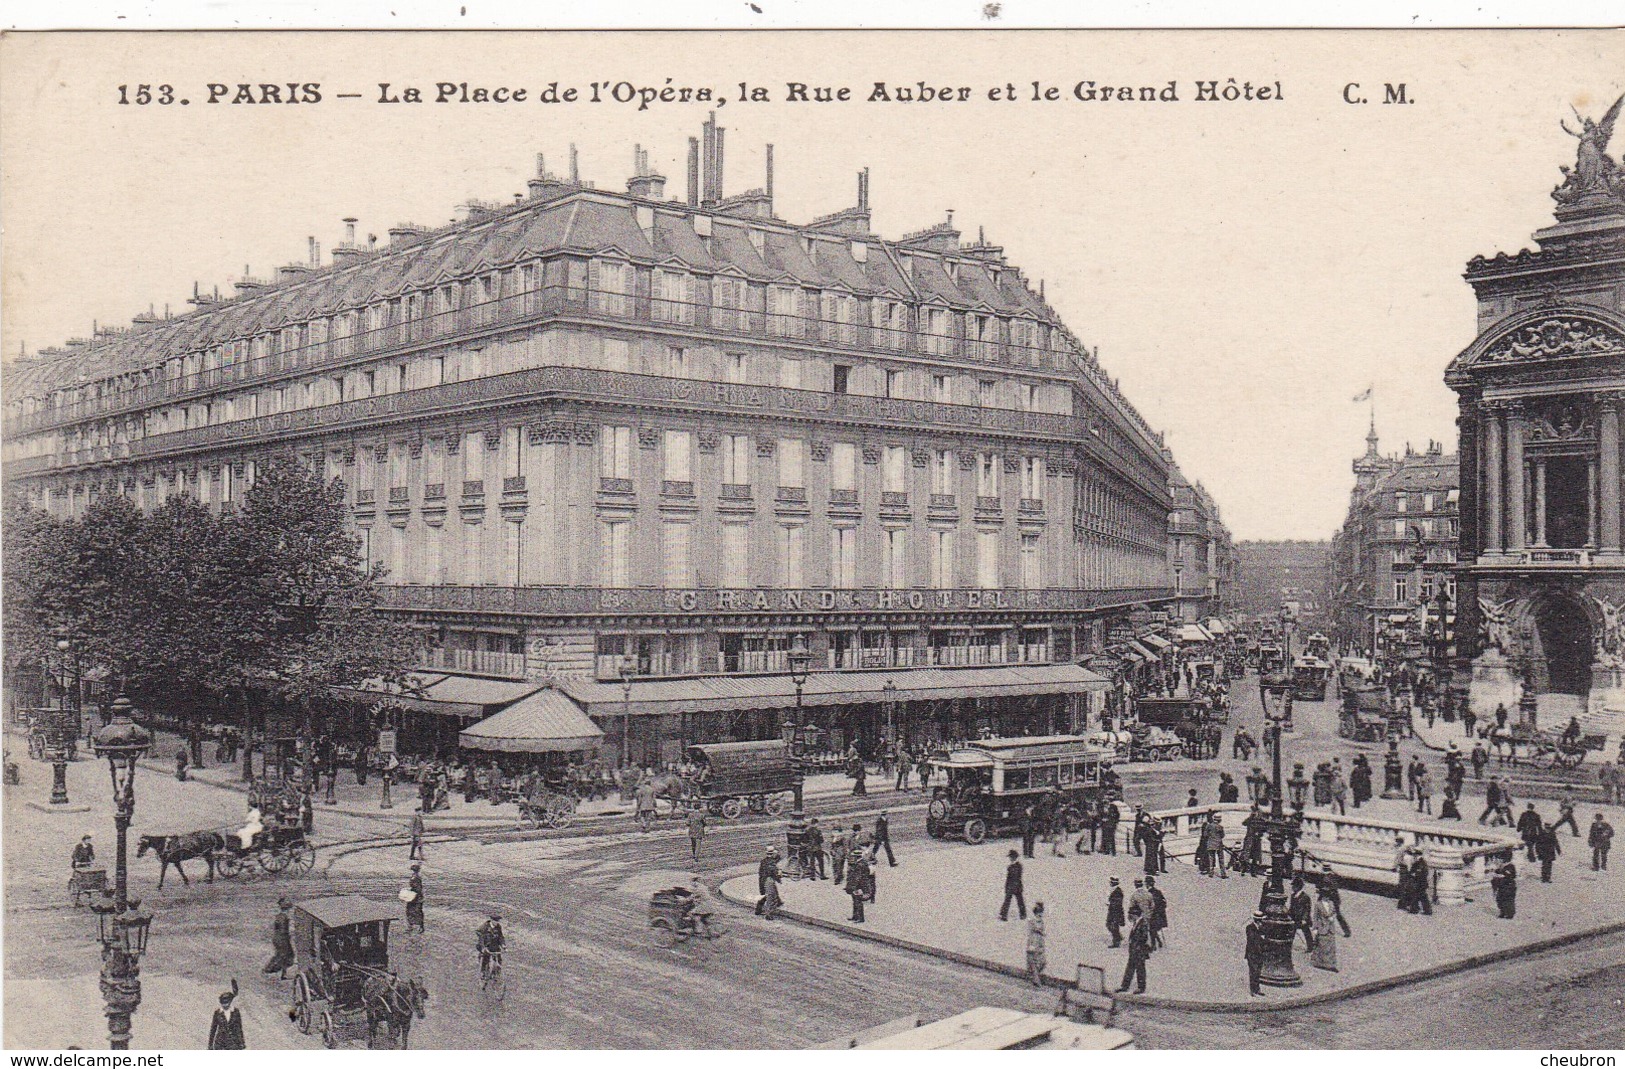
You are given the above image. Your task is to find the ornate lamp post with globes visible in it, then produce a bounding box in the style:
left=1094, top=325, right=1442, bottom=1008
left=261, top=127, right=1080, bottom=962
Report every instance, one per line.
left=787, top=637, right=812, bottom=815
left=93, top=695, right=153, bottom=1050
left=1251, top=688, right=1303, bottom=988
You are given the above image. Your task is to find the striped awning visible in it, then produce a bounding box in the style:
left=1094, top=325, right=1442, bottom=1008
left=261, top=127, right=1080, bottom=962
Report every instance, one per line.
left=459, top=688, right=604, bottom=753
left=559, top=663, right=1110, bottom=718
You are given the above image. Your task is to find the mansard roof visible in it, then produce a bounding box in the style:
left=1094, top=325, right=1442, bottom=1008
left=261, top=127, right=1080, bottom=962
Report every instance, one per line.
left=10, top=184, right=1060, bottom=405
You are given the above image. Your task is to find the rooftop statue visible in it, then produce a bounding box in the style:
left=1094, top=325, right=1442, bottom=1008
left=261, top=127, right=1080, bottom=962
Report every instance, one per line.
left=1553, top=93, right=1625, bottom=204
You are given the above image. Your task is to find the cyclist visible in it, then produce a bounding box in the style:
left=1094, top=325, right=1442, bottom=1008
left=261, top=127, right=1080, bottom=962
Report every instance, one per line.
left=476, top=912, right=505, bottom=982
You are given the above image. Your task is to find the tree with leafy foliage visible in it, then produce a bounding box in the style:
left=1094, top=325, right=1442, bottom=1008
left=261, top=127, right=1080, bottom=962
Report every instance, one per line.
left=226, top=459, right=415, bottom=771
left=2, top=459, right=415, bottom=769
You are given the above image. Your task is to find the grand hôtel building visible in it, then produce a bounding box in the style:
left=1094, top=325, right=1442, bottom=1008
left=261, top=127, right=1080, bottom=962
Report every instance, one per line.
left=3, top=120, right=1196, bottom=766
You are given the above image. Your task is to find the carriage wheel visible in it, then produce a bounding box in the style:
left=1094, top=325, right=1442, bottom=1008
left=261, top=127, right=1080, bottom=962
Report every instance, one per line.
left=720, top=798, right=744, bottom=820
left=927, top=797, right=950, bottom=822
left=763, top=794, right=787, bottom=817
left=290, top=843, right=317, bottom=875
left=261, top=847, right=292, bottom=874
left=707, top=799, right=725, bottom=817
left=320, top=1010, right=336, bottom=1048
left=963, top=818, right=988, bottom=845
left=652, top=918, right=680, bottom=948
left=747, top=795, right=767, bottom=814
left=217, top=853, right=244, bottom=880
left=294, top=998, right=312, bottom=1035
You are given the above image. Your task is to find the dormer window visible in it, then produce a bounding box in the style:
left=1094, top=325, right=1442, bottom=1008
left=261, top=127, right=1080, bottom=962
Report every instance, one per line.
left=852, top=241, right=867, bottom=263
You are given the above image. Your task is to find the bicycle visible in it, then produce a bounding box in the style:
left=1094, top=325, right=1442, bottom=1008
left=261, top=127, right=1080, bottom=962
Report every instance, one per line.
left=480, top=950, right=505, bottom=1000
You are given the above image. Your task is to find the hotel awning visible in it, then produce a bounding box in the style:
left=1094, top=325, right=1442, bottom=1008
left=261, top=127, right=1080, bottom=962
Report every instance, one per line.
left=1203, top=618, right=1229, bottom=635
left=330, top=673, right=540, bottom=718
left=1128, top=641, right=1158, bottom=661
left=1138, top=632, right=1172, bottom=650
left=559, top=664, right=1111, bottom=718
left=459, top=688, right=604, bottom=754
left=1175, top=624, right=1213, bottom=643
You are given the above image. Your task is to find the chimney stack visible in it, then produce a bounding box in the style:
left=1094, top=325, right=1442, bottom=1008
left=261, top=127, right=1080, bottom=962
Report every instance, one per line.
left=569, top=143, right=579, bottom=183
left=765, top=143, right=774, bottom=202
left=344, top=217, right=357, bottom=245
left=687, top=137, right=701, bottom=207
left=857, top=168, right=871, bottom=211
left=715, top=124, right=725, bottom=202
left=701, top=117, right=716, bottom=205
left=308, top=236, right=319, bottom=265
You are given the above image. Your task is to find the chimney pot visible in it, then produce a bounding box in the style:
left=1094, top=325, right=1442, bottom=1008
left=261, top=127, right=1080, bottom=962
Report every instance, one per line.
left=343, top=217, right=357, bottom=244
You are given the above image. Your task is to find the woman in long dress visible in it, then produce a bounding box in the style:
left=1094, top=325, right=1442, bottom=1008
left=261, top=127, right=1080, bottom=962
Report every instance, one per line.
left=1310, top=890, right=1339, bottom=972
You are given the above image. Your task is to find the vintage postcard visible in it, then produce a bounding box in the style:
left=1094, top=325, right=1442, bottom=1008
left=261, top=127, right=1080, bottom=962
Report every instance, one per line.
left=2, top=28, right=1622, bottom=1054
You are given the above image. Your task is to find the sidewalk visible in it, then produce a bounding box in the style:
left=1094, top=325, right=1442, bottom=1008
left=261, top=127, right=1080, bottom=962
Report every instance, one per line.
left=722, top=798, right=1624, bottom=1009
left=124, top=728, right=920, bottom=838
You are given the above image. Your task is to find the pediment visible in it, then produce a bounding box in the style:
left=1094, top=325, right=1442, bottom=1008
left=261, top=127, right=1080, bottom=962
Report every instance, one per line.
left=1448, top=305, right=1625, bottom=379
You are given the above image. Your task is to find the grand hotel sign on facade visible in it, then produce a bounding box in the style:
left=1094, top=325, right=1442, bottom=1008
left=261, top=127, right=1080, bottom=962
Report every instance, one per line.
left=380, top=584, right=1171, bottom=618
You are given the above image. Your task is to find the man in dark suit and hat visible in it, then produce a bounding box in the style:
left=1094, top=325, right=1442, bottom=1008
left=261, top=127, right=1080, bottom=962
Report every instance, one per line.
left=1105, top=877, right=1125, bottom=947
left=208, top=979, right=246, bottom=1049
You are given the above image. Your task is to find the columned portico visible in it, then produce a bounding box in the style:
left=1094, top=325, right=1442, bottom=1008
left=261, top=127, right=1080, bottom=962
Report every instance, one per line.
left=1505, top=403, right=1527, bottom=552
left=1601, top=392, right=1623, bottom=555
left=1483, top=403, right=1504, bottom=553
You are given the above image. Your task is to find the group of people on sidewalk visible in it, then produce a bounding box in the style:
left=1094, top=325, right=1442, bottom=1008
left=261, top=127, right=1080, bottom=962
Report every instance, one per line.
left=754, top=812, right=897, bottom=924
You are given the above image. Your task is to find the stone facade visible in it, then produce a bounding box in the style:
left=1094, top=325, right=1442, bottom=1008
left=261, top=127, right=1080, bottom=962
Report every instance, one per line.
left=1446, top=130, right=1625, bottom=730
left=1328, top=430, right=1460, bottom=655
left=2, top=123, right=1199, bottom=763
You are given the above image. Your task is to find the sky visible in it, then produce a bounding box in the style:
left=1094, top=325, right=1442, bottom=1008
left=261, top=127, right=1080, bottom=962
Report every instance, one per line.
left=3, top=30, right=1623, bottom=540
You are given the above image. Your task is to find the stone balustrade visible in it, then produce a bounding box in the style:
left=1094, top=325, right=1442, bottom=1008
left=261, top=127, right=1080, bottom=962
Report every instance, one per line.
left=1133, top=801, right=1521, bottom=906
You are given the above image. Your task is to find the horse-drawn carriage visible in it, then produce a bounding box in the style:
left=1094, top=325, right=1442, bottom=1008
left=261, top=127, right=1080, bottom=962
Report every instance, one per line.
left=683, top=740, right=796, bottom=819
left=924, top=736, right=1118, bottom=844
left=137, top=817, right=315, bottom=889
left=1338, top=687, right=1394, bottom=743
left=513, top=783, right=577, bottom=830
left=288, top=896, right=427, bottom=1048
left=220, top=819, right=316, bottom=879
left=1503, top=725, right=1608, bottom=770
left=1133, top=697, right=1218, bottom=760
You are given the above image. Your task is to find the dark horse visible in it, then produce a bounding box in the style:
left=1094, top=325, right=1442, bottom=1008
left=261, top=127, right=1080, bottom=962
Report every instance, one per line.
left=362, top=973, right=428, bottom=1049
left=136, top=831, right=226, bottom=888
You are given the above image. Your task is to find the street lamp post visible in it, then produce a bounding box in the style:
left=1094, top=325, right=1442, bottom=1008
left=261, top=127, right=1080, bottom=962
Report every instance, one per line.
left=46, top=635, right=82, bottom=806
left=1252, top=702, right=1303, bottom=988
left=881, top=679, right=897, bottom=751
left=619, top=655, right=635, bottom=770
left=787, top=638, right=812, bottom=815
left=93, top=696, right=153, bottom=1050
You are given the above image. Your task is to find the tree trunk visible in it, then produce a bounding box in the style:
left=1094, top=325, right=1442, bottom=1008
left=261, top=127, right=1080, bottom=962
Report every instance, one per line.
left=240, top=686, right=254, bottom=782
left=188, top=697, right=205, bottom=769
